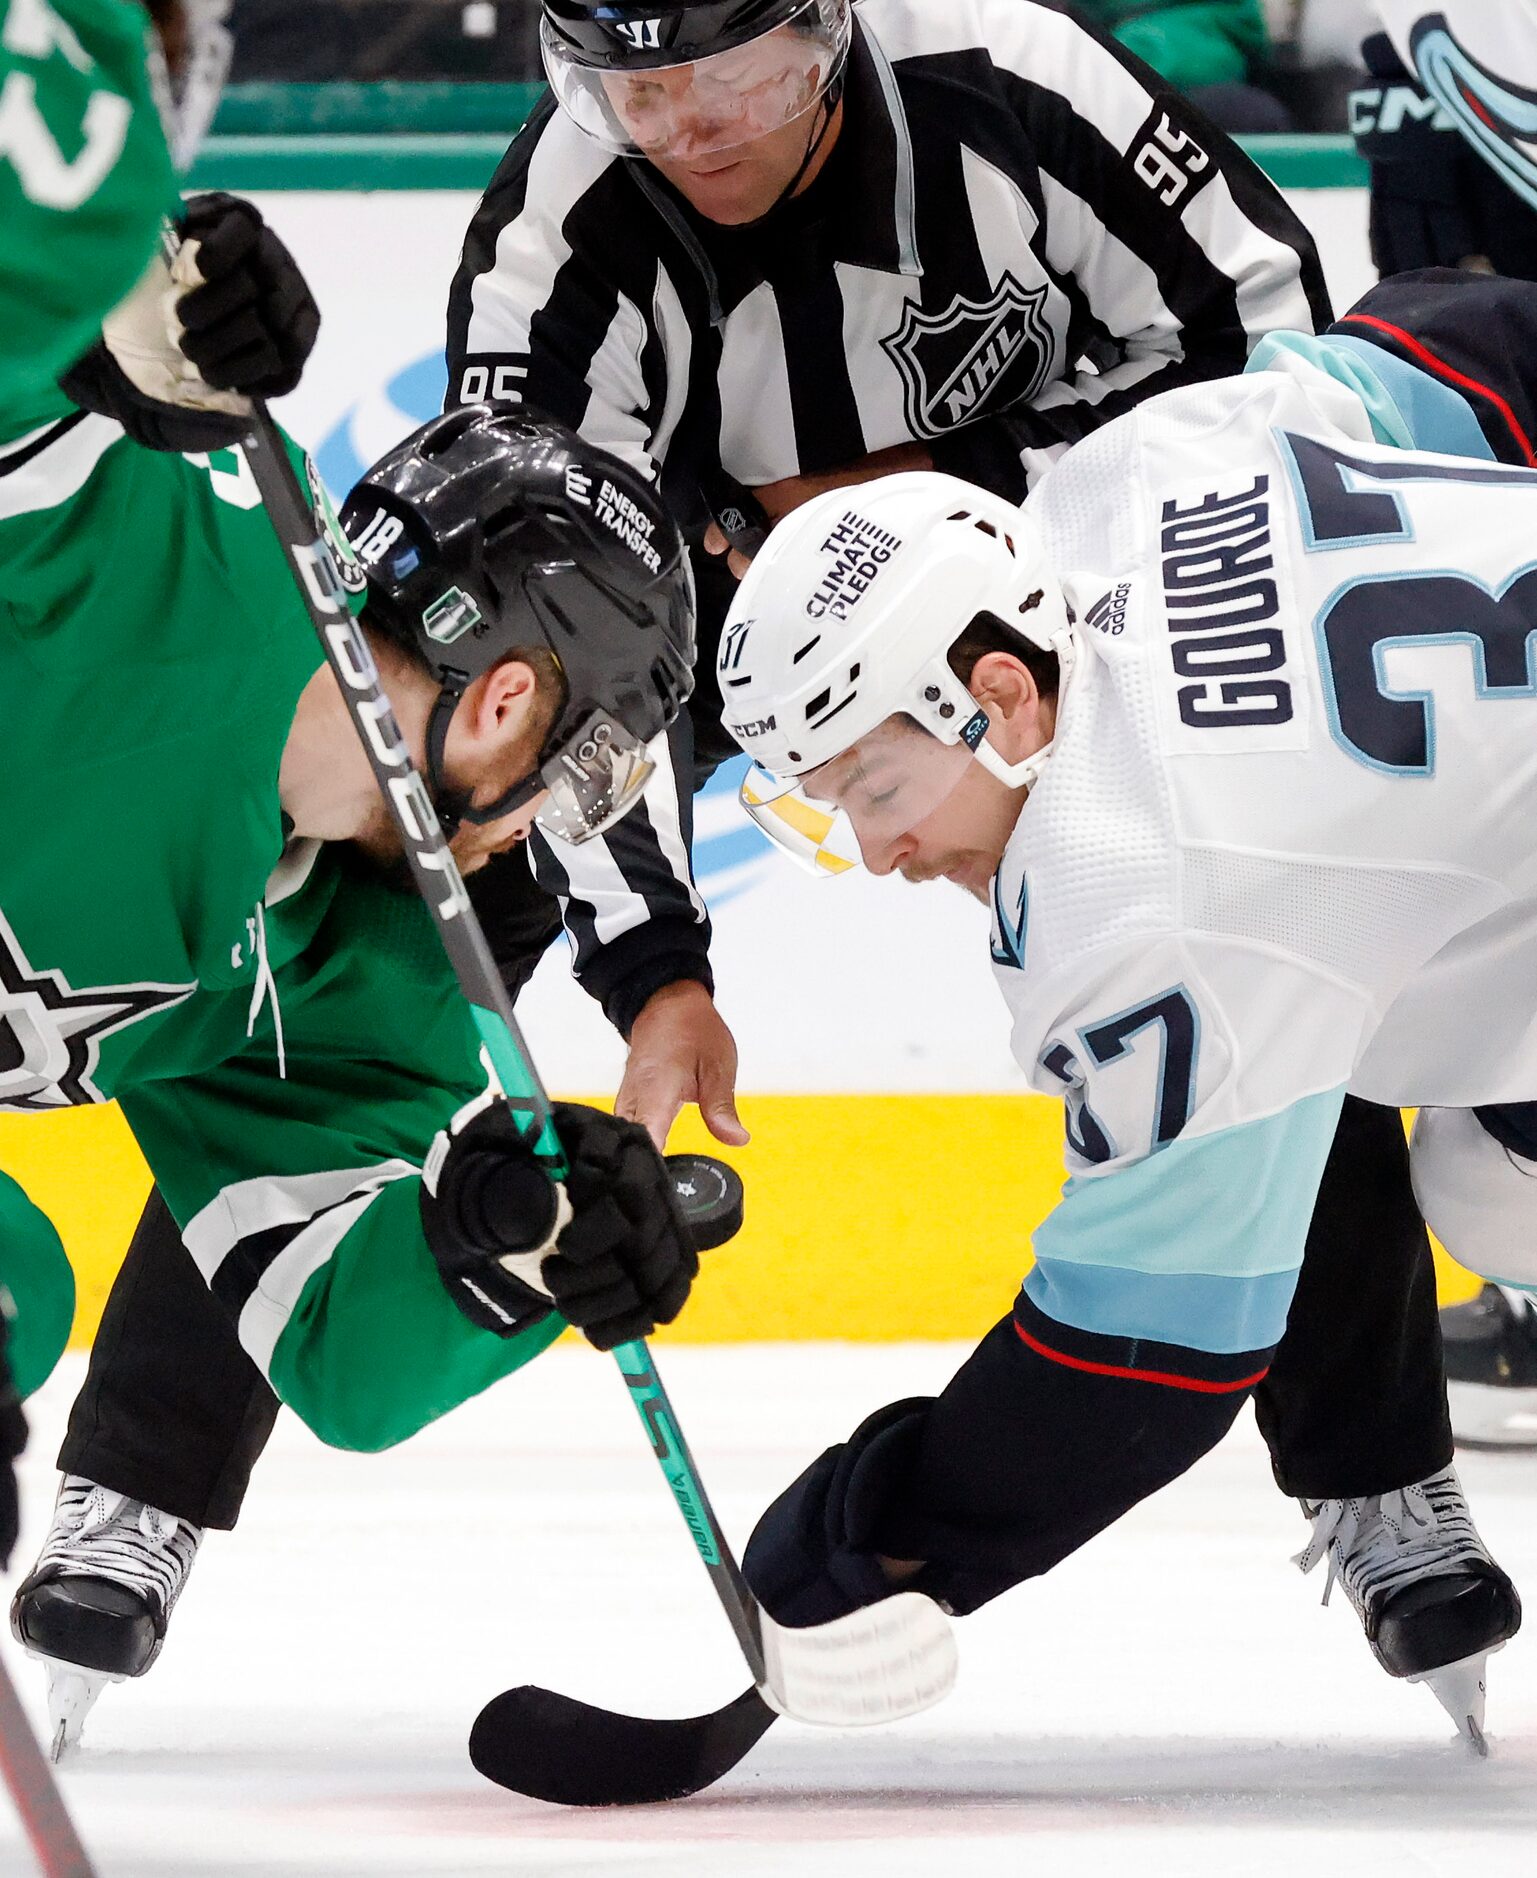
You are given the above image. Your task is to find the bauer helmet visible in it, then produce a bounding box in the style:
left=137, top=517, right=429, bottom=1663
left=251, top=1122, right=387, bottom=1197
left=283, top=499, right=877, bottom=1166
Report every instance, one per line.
left=717, top=471, right=1073, bottom=874
left=343, top=405, right=695, bottom=844
left=540, top=0, right=851, bottom=160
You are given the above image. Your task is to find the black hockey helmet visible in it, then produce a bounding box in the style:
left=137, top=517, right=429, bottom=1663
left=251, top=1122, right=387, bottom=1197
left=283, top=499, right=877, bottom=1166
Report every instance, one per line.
left=342, top=405, right=696, bottom=843
left=544, top=0, right=828, bottom=67
left=540, top=0, right=850, bottom=158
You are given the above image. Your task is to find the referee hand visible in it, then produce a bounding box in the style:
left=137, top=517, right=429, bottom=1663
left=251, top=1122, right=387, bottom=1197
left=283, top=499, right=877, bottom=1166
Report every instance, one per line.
left=616, top=981, right=750, bottom=1151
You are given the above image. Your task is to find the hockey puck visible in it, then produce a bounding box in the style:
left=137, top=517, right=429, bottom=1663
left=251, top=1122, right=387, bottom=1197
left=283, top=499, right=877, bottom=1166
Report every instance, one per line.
left=665, top=1154, right=745, bottom=1250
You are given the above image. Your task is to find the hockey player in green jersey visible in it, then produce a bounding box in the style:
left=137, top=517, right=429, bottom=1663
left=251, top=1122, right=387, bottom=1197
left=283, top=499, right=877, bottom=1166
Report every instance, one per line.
left=0, top=0, right=330, bottom=1576
left=0, top=389, right=702, bottom=1740
left=0, top=0, right=240, bottom=420
left=0, top=393, right=700, bottom=1435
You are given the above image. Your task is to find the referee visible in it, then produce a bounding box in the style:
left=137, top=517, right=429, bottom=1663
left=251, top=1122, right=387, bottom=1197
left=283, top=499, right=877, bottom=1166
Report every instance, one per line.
left=448, top=0, right=1454, bottom=1620
left=18, top=0, right=1453, bottom=1707
left=446, top=0, right=1336, bottom=1139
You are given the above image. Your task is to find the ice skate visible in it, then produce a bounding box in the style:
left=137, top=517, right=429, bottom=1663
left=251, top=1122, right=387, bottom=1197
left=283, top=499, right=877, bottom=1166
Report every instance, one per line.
left=10, top=1476, right=203, bottom=1758
left=1443, top=1284, right=1537, bottom=1450
left=1295, top=1465, right=1520, bottom=1752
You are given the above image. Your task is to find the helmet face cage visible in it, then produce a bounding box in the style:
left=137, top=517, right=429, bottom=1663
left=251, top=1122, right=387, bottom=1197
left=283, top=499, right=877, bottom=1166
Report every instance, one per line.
left=541, top=0, right=850, bottom=159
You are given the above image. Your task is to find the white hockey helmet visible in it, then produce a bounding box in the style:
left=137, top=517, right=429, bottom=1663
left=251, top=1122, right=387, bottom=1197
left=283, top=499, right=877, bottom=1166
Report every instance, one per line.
left=718, top=471, right=1072, bottom=873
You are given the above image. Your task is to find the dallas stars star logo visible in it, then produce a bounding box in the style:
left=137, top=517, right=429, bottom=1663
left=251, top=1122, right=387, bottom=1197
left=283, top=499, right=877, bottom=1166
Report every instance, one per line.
left=0, top=910, right=195, bottom=1112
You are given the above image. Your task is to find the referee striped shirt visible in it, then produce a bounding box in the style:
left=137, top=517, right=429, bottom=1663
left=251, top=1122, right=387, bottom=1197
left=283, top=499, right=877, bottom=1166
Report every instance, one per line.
left=446, top=0, right=1331, bottom=1034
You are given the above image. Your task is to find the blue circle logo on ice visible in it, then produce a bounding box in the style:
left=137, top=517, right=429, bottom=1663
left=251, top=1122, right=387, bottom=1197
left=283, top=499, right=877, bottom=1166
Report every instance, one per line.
left=692, top=757, right=776, bottom=909
left=313, top=350, right=449, bottom=504
left=313, top=353, right=776, bottom=909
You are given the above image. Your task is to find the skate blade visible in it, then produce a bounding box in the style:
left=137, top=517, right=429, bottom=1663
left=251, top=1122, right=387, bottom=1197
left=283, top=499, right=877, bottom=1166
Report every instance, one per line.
left=1410, top=1646, right=1501, bottom=1756
left=41, top=1663, right=117, bottom=1762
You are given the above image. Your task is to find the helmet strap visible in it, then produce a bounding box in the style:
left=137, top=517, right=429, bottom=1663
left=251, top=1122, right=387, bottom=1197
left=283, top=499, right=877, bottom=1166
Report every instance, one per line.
left=745, top=69, right=845, bottom=226
left=456, top=767, right=548, bottom=829
left=428, top=679, right=551, bottom=833
left=969, top=625, right=1079, bottom=795
left=425, top=680, right=470, bottom=837
left=976, top=736, right=1054, bottom=795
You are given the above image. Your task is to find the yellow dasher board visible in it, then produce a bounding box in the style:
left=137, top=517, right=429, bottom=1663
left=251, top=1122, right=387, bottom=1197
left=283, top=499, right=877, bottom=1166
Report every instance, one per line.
left=0, top=1098, right=1482, bottom=1348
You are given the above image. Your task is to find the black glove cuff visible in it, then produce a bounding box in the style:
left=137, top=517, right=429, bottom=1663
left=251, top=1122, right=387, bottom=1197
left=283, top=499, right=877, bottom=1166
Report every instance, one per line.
left=58, top=343, right=252, bottom=454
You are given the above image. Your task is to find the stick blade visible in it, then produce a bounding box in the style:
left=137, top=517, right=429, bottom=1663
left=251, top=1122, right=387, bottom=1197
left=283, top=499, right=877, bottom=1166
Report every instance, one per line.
left=469, top=1683, right=774, bottom=1806
left=762, top=1592, right=958, bottom=1727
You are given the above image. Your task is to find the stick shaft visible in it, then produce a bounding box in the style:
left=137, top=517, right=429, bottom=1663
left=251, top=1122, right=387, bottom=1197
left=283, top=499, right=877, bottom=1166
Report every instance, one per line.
left=244, top=407, right=765, bottom=1683
left=0, top=1652, right=95, bottom=1878
left=613, top=1343, right=766, bottom=1680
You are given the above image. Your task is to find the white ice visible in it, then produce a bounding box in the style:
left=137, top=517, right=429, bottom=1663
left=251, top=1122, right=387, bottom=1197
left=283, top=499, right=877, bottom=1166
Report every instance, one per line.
left=2, top=1345, right=1536, bottom=1878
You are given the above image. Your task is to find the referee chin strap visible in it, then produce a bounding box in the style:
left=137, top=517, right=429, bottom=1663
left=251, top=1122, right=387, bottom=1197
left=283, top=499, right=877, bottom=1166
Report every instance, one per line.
left=747, top=74, right=846, bottom=228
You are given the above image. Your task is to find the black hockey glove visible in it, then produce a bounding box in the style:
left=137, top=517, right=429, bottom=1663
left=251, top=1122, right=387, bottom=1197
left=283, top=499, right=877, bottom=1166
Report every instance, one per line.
left=420, top=1095, right=699, bottom=1350
left=0, top=1313, right=28, bottom=1571
left=174, top=193, right=320, bottom=398
left=58, top=193, right=319, bottom=454
left=1351, top=33, right=1481, bottom=276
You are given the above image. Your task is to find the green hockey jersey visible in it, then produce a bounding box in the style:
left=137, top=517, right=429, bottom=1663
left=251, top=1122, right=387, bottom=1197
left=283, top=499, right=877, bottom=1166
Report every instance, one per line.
left=0, top=414, right=563, bottom=1447
left=0, top=0, right=175, bottom=436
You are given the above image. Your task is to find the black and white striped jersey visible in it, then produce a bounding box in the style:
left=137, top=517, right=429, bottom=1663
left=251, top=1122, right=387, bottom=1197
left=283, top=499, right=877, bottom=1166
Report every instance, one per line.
left=445, top=0, right=1332, bottom=1033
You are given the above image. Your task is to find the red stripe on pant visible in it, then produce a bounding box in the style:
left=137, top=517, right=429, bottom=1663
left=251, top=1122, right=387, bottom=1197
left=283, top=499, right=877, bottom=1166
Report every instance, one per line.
left=1014, top=1319, right=1269, bottom=1394
left=1339, top=312, right=1537, bottom=466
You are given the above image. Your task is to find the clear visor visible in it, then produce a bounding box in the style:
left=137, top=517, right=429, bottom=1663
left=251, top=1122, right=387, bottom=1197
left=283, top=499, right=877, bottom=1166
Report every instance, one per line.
left=535, top=710, right=657, bottom=845
left=739, top=764, right=860, bottom=877
left=541, top=1, right=849, bottom=161
left=740, top=714, right=978, bottom=875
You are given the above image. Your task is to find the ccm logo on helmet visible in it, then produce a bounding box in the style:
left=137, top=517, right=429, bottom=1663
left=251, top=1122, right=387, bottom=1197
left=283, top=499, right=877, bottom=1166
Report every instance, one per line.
left=806, top=511, right=903, bottom=621
left=729, top=716, right=777, bottom=738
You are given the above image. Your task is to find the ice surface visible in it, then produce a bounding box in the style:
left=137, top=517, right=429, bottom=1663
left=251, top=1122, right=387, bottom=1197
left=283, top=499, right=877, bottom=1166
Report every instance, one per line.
left=2, top=1345, right=1535, bottom=1878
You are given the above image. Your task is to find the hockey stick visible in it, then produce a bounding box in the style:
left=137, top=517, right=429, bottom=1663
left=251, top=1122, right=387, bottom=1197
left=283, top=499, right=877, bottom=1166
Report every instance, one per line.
left=0, top=1648, right=96, bottom=1876
left=242, top=406, right=955, bottom=1804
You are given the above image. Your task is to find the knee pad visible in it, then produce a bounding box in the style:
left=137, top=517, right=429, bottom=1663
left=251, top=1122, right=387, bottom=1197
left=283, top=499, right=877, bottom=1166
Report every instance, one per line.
left=1411, top=1106, right=1537, bottom=1286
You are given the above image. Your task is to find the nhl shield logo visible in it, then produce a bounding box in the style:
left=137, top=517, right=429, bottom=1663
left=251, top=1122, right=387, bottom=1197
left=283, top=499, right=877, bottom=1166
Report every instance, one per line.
left=882, top=272, right=1055, bottom=438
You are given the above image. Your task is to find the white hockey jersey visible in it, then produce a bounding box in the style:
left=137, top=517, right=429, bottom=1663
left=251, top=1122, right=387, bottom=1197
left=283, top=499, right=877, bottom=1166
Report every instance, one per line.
left=1373, top=1, right=1537, bottom=213
left=998, top=340, right=1537, bottom=1360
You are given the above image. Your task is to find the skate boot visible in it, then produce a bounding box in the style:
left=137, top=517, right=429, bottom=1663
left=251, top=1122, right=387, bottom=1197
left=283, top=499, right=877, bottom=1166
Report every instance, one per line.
left=1295, top=1465, right=1520, bottom=1754
left=10, top=1476, right=202, bottom=1760
left=1443, top=1284, right=1537, bottom=1450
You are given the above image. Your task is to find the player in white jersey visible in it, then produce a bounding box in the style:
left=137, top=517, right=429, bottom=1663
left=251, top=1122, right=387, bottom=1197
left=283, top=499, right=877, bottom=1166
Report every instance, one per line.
left=1350, top=2, right=1537, bottom=1440
left=717, top=270, right=1537, bottom=1747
